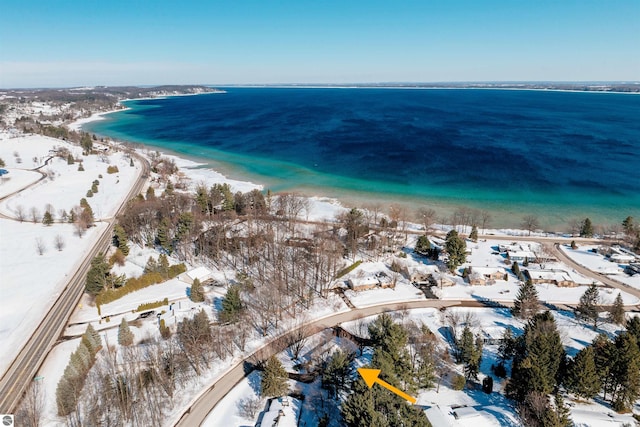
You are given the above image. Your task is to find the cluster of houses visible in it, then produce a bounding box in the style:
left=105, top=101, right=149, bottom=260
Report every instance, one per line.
left=597, top=245, right=639, bottom=265
left=343, top=251, right=584, bottom=294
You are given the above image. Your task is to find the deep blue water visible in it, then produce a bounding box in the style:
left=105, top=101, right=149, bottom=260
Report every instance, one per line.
left=88, top=88, right=640, bottom=227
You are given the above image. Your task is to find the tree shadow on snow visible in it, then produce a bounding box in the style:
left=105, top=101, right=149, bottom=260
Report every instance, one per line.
left=247, top=368, right=262, bottom=396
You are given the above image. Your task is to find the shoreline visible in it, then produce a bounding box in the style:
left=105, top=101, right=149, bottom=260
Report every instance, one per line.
left=70, top=91, right=638, bottom=231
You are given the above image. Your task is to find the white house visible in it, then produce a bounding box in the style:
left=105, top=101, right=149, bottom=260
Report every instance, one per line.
left=179, top=266, right=213, bottom=285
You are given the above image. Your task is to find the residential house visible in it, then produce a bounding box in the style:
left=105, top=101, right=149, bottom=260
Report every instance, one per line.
left=523, top=269, right=577, bottom=287
left=466, top=267, right=506, bottom=286
left=179, top=266, right=213, bottom=285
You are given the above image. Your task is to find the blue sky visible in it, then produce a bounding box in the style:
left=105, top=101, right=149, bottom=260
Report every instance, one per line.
left=1, top=0, right=638, bottom=87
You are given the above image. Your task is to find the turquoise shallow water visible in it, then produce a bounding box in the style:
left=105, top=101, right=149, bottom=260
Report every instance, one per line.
left=87, top=88, right=640, bottom=229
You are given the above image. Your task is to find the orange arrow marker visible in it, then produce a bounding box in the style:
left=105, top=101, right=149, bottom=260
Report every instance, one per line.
left=357, top=368, right=417, bottom=404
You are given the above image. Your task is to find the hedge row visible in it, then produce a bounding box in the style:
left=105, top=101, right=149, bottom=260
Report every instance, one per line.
left=136, top=298, right=169, bottom=312
left=335, top=260, right=362, bottom=279
left=96, top=263, right=186, bottom=307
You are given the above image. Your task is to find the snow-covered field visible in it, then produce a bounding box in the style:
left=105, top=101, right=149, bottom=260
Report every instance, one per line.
left=0, top=135, right=139, bottom=219
left=0, top=168, right=42, bottom=198
left=0, top=219, right=107, bottom=374
left=560, top=244, right=640, bottom=290
left=0, top=134, right=140, bottom=377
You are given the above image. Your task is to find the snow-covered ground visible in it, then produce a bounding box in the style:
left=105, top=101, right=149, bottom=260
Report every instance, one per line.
left=201, top=371, right=301, bottom=427
left=346, top=282, right=427, bottom=307
left=0, top=134, right=140, bottom=377
left=560, top=244, right=640, bottom=290
left=0, top=168, right=42, bottom=198
left=0, top=135, right=139, bottom=219
left=0, top=219, right=107, bottom=374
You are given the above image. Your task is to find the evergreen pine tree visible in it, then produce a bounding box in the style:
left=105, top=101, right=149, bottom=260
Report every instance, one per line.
left=342, top=367, right=430, bottom=427
left=220, top=285, right=243, bottom=323
left=146, top=186, right=156, bottom=200
left=553, top=392, right=574, bottom=427
left=512, top=279, right=540, bottom=319
left=611, top=332, right=640, bottom=412
left=460, top=330, right=483, bottom=381
left=368, top=313, right=415, bottom=391
left=512, top=261, right=522, bottom=279
left=469, top=225, right=478, bottom=242
left=445, top=229, right=467, bottom=272
left=129, top=157, right=134, bottom=167
left=626, top=316, right=640, bottom=348
left=158, top=253, right=170, bottom=278
left=42, top=210, right=53, bottom=226
left=414, top=235, right=431, bottom=254
left=580, top=218, right=594, bottom=237
left=609, top=293, right=626, bottom=325
left=85, top=253, right=110, bottom=295
left=260, top=355, right=289, bottom=398
left=118, top=318, right=134, bottom=346
left=322, top=350, right=353, bottom=398
left=156, top=218, right=171, bottom=253
left=566, top=346, right=601, bottom=399
left=577, top=283, right=600, bottom=329
left=190, top=278, right=205, bottom=302
left=506, top=311, right=566, bottom=402
left=113, top=224, right=130, bottom=256
left=85, top=324, right=102, bottom=354
left=592, top=334, right=615, bottom=401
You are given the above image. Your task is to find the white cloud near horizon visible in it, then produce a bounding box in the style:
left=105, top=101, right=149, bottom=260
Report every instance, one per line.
left=2, top=60, right=639, bottom=89
left=0, top=61, right=213, bottom=88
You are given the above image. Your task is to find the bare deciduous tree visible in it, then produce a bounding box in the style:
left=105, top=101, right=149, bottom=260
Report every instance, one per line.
left=30, top=206, right=40, bottom=223
left=416, top=207, right=437, bottom=233
left=480, top=210, right=492, bottom=234
left=35, top=237, right=46, bottom=255
left=16, top=380, right=45, bottom=427
left=15, top=205, right=25, bottom=222
left=237, top=397, right=263, bottom=419
left=54, top=234, right=65, bottom=251
left=521, top=214, right=540, bottom=236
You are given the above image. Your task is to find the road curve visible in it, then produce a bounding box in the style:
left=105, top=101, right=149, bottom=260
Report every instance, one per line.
left=0, top=151, right=149, bottom=414
left=550, top=244, right=640, bottom=300
left=173, top=299, right=501, bottom=427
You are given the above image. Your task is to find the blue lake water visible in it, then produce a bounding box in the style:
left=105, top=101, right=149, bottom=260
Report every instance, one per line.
left=87, top=88, right=640, bottom=228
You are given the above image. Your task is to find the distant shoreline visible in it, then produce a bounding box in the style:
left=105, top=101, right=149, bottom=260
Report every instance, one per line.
left=212, top=83, right=640, bottom=94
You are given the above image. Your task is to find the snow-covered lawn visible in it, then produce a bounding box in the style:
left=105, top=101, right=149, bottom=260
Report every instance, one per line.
left=0, top=168, right=42, bottom=198
left=346, top=282, right=426, bottom=308
left=560, top=244, right=640, bottom=290
left=201, top=372, right=301, bottom=427
left=437, top=280, right=639, bottom=306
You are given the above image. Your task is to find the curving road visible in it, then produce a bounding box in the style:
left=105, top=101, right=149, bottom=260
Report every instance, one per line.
left=0, top=151, right=149, bottom=414
left=173, top=299, right=501, bottom=427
